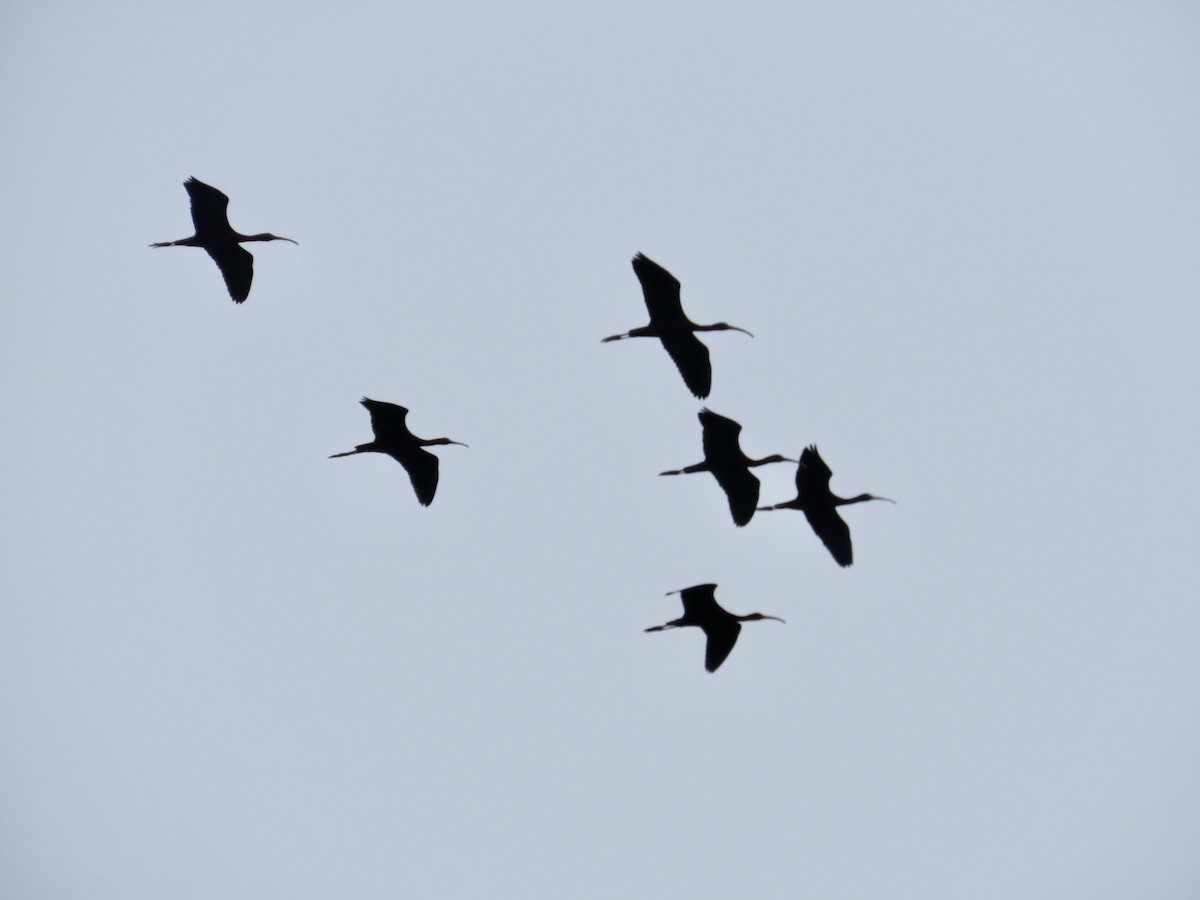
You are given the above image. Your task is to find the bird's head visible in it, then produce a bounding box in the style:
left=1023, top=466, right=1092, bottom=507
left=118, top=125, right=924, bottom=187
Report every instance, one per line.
left=713, top=322, right=753, bottom=337
left=248, top=232, right=298, bottom=245
left=741, top=612, right=786, bottom=624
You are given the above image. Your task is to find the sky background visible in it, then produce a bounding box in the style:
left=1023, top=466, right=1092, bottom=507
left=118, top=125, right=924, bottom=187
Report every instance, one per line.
left=2, top=2, right=1199, bottom=897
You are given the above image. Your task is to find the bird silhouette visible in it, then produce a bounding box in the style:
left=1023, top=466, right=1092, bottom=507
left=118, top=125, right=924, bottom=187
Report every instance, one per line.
left=151, top=177, right=296, bottom=303
left=645, top=583, right=784, bottom=672
left=330, top=398, right=467, bottom=506
left=758, top=445, right=894, bottom=567
left=602, top=253, right=752, bottom=399
left=660, top=409, right=794, bottom=526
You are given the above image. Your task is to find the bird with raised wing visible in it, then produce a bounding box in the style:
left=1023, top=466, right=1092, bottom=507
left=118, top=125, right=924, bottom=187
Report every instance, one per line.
left=151, top=177, right=297, bottom=303
left=660, top=408, right=794, bottom=526
left=758, top=445, right=893, bottom=567
left=602, top=253, right=752, bottom=399
left=645, top=583, right=784, bottom=673
left=330, top=398, right=467, bottom=506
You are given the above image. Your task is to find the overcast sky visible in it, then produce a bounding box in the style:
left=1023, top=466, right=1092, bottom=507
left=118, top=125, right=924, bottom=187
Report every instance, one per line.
left=3, top=2, right=1199, bottom=898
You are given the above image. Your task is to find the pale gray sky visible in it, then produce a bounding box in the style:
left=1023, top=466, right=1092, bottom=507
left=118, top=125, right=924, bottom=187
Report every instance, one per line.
left=3, top=2, right=1199, bottom=898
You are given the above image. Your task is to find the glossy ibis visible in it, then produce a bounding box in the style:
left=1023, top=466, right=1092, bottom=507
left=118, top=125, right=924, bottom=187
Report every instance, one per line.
left=602, top=253, right=752, bottom=399
left=151, top=177, right=296, bottom=303
left=330, top=398, right=466, bottom=506
left=645, top=583, right=784, bottom=673
left=660, top=409, right=794, bottom=526
left=759, top=445, right=893, bottom=566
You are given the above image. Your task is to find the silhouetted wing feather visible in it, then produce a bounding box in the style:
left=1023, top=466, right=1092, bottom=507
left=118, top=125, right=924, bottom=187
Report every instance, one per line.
left=631, top=253, right=685, bottom=322
left=712, top=466, right=760, bottom=526
left=203, top=243, right=253, bottom=303
left=361, top=398, right=413, bottom=444
left=185, top=177, right=233, bottom=239
left=699, top=409, right=742, bottom=456
left=677, top=584, right=721, bottom=620
left=395, top=447, right=439, bottom=506
left=805, top=506, right=853, bottom=567
left=797, top=445, right=834, bottom=495
left=660, top=330, right=711, bottom=399
left=702, top=619, right=741, bottom=672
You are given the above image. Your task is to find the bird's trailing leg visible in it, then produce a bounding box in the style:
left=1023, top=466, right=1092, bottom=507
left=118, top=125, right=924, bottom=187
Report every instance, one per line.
left=659, top=461, right=710, bottom=476
left=149, top=235, right=204, bottom=248
left=644, top=618, right=685, bottom=633
left=329, top=443, right=373, bottom=459
left=601, top=324, right=656, bottom=343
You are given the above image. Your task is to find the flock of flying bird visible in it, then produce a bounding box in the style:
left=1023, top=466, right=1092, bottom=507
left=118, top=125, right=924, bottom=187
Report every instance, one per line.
left=152, top=177, right=894, bottom=673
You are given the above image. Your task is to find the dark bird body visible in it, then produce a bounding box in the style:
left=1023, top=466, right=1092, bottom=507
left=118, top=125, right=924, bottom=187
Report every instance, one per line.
left=602, top=253, right=752, bottom=399
left=151, top=177, right=296, bottom=303
left=660, top=409, right=794, bottom=526
left=330, top=398, right=466, bottom=506
left=759, top=445, right=893, bottom=567
left=645, top=583, right=784, bottom=672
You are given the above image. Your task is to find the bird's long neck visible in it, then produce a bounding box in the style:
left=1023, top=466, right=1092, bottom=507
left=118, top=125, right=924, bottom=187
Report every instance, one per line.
left=694, top=322, right=753, bottom=336
left=235, top=232, right=298, bottom=244
left=746, top=454, right=794, bottom=469
left=833, top=492, right=892, bottom=507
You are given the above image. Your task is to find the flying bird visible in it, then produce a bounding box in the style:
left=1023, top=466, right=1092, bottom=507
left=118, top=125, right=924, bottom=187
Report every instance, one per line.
left=645, top=583, right=784, bottom=673
left=660, top=409, right=794, bottom=526
left=330, top=398, right=467, bottom=506
left=151, top=177, right=297, bottom=303
left=758, top=445, right=894, bottom=567
left=602, top=253, right=752, bottom=399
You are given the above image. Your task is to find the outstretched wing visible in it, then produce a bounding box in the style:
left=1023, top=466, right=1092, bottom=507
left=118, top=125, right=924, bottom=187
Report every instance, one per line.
left=631, top=253, right=684, bottom=322
left=712, top=466, right=760, bottom=526
left=660, top=330, right=712, bottom=399
left=797, top=445, right=834, bottom=497
left=361, top=398, right=412, bottom=444
left=804, top=506, right=853, bottom=567
left=702, top=619, right=741, bottom=672
left=397, top=446, right=440, bottom=506
left=184, top=177, right=234, bottom=240
left=699, top=409, right=758, bottom=524
left=203, top=243, right=253, bottom=303
left=699, top=409, right=742, bottom=456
